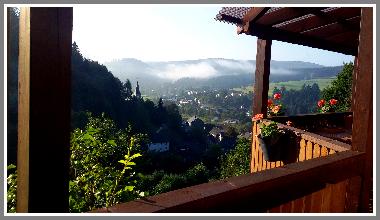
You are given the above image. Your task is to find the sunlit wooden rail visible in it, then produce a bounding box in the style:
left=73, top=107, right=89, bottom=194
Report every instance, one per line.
left=91, top=151, right=364, bottom=213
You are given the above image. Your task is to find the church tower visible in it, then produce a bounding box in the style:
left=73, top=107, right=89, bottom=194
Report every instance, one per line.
left=135, top=81, right=141, bottom=98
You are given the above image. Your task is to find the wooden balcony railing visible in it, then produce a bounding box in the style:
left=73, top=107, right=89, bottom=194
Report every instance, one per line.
left=251, top=117, right=352, bottom=173
left=249, top=113, right=357, bottom=213
left=92, top=150, right=364, bottom=213
left=270, top=112, right=353, bottom=144
left=90, top=112, right=363, bottom=213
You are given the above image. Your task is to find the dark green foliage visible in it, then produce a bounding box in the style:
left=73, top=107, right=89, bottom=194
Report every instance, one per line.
left=152, top=174, right=187, bottom=195
left=260, top=122, right=283, bottom=138
left=201, top=144, right=223, bottom=172
left=7, top=164, right=17, bottom=213
left=157, top=163, right=209, bottom=195
left=69, top=114, right=147, bottom=212
left=71, top=43, right=125, bottom=125
left=137, top=162, right=211, bottom=196
left=184, top=162, right=210, bottom=186
left=275, top=83, right=321, bottom=115
left=219, top=138, right=251, bottom=179
left=136, top=170, right=166, bottom=196
left=121, top=79, right=133, bottom=100
left=321, top=62, right=354, bottom=112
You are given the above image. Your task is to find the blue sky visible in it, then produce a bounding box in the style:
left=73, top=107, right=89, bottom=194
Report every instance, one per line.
left=73, top=5, right=354, bottom=66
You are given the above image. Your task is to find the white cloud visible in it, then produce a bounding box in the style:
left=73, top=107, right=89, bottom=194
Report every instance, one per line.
left=155, top=62, right=217, bottom=80
left=270, top=68, right=295, bottom=75
left=215, top=59, right=253, bottom=72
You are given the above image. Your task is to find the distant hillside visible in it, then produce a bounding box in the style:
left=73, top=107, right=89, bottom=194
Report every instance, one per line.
left=104, top=58, right=343, bottom=94
left=234, top=78, right=336, bottom=95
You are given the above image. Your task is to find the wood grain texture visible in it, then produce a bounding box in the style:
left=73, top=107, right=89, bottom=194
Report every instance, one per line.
left=27, top=7, right=73, bottom=212
left=253, top=38, right=271, bottom=115
left=92, top=151, right=364, bottom=213
left=16, top=7, right=30, bottom=213
left=320, top=184, right=333, bottom=212
left=350, top=7, right=373, bottom=212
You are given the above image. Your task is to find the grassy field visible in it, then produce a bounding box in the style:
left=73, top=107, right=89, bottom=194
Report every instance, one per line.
left=233, top=77, right=335, bottom=95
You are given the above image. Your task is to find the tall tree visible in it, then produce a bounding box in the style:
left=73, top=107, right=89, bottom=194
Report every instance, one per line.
left=121, top=79, right=133, bottom=100
left=321, top=62, right=354, bottom=112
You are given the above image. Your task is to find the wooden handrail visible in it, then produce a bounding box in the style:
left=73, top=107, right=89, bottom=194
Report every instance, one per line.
left=269, top=112, right=353, bottom=131
left=271, top=120, right=352, bottom=152
left=91, top=151, right=364, bottom=213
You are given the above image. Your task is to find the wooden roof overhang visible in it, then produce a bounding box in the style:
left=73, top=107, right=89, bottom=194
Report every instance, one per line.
left=215, top=7, right=361, bottom=55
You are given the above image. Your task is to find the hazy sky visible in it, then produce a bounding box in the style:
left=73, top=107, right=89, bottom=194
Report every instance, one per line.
left=72, top=5, right=354, bottom=66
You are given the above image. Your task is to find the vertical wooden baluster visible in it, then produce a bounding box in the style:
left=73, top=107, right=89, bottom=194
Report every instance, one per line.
left=313, top=143, right=321, bottom=158
left=299, top=139, right=306, bottom=162
left=276, top=160, right=281, bottom=167
left=321, top=146, right=329, bottom=157
left=252, top=123, right=257, bottom=172
left=258, top=140, right=262, bottom=172
left=306, top=140, right=313, bottom=160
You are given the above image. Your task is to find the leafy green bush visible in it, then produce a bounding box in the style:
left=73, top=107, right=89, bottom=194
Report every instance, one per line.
left=69, top=113, right=148, bottom=212
left=136, top=170, right=166, bottom=196
left=138, top=162, right=211, bottom=196
left=219, top=138, right=251, bottom=179
left=152, top=173, right=187, bottom=195
left=7, top=164, right=17, bottom=213
left=322, top=62, right=353, bottom=112
left=260, top=122, right=284, bottom=138
left=185, top=162, right=210, bottom=186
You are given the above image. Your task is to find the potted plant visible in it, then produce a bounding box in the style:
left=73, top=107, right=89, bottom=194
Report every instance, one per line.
left=253, top=114, right=285, bottom=161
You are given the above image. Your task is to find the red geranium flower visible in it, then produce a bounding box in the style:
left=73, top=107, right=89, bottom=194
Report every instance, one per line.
left=329, top=99, right=338, bottom=105
left=317, top=99, right=325, bottom=108
left=273, top=93, right=281, bottom=100
left=267, top=99, right=273, bottom=106
left=272, top=105, right=281, bottom=114
left=253, top=113, right=264, bottom=121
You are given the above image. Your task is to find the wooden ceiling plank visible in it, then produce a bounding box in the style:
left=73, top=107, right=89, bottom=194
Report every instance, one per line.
left=247, top=23, right=357, bottom=55
left=256, top=7, right=327, bottom=26
left=324, top=31, right=359, bottom=46
left=277, top=7, right=361, bottom=33
left=301, top=17, right=360, bottom=39
left=311, top=8, right=361, bottom=32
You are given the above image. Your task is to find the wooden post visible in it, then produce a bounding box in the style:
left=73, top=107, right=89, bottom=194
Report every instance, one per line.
left=350, top=7, right=373, bottom=213
left=350, top=56, right=358, bottom=112
left=17, top=7, right=30, bottom=213
left=17, top=7, right=73, bottom=212
left=251, top=38, right=271, bottom=174
left=253, top=38, right=271, bottom=116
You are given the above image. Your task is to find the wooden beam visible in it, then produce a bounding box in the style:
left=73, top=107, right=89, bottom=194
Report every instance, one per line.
left=91, top=151, right=365, bottom=213
left=240, top=7, right=270, bottom=34
left=253, top=38, right=271, bottom=116
left=17, top=7, right=73, bottom=212
left=350, top=7, right=373, bottom=213
left=247, top=23, right=357, bottom=55
left=17, top=7, right=30, bottom=213
left=243, top=7, right=270, bottom=23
